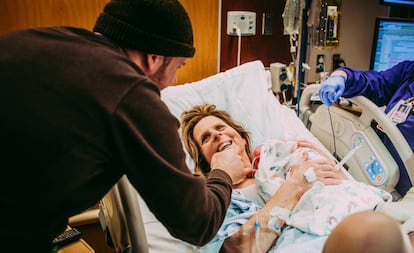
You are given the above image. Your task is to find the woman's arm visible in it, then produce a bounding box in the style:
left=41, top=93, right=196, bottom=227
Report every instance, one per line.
left=222, top=178, right=305, bottom=252
left=339, top=61, right=414, bottom=106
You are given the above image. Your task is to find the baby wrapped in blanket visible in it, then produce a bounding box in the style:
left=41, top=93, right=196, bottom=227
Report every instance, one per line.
left=255, top=139, right=392, bottom=236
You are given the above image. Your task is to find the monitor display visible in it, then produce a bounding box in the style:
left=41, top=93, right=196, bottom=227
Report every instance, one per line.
left=380, top=0, right=414, bottom=6
left=370, top=17, right=414, bottom=71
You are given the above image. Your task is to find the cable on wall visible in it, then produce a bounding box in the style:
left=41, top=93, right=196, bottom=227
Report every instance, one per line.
left=236, top=27, right=241, bottom=66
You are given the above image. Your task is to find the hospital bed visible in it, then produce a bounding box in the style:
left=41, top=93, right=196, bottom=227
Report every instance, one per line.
left=98, top=60, right=413, bottom=253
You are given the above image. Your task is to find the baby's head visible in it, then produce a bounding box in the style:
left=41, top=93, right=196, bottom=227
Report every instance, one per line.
left=323, top=210, right=405, bottom=253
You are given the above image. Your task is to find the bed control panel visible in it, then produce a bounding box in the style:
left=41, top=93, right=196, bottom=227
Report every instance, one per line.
left=350, top=131, right=385, bottom=186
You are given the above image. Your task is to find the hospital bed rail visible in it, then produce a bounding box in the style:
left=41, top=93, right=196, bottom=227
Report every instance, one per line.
left=99, top=175, right=149, bottom=253
left=300, top=84, right=414, bottom=198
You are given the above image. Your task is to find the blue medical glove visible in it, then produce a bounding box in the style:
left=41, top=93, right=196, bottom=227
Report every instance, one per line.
left=318, top=75, right=346, bottom=106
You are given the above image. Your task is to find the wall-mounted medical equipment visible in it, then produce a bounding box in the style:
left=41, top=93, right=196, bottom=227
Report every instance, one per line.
left=226, top=11, right=256, bottom=66
left=308, top=0, right=342, bottom=48
left=270, top=62, right=291, bottom=93
left=226, top=11, right=256, bottom=36
left=270, top=62, right=295, bottom=105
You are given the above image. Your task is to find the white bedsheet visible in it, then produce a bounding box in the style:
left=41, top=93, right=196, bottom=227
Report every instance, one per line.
left=139, top=60, right=331, bottom=252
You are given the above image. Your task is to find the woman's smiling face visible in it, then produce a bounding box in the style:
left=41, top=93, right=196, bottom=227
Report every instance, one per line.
left=193, top=115, right=247, bottom=165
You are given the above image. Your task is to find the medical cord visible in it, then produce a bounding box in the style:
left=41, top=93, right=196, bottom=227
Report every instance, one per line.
left=255, top=213, right=263, bottom=253
left=236, top=27, right=241, bottom=66
left=327, top=106, right=338, bottom=158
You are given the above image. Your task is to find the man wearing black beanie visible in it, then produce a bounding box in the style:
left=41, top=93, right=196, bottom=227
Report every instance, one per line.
left=0, top=0, right=252, bottom=252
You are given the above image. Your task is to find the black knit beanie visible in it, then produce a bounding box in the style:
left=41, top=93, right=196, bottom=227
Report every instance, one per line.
left=93, top=0, right=195, bottom=57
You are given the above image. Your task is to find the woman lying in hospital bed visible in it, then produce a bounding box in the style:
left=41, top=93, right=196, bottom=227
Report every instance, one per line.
left=180, top=103, right=413, bottom=253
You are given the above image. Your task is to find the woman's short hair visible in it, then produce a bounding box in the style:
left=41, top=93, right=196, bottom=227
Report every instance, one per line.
left=181, top=103, right=252, bottom=175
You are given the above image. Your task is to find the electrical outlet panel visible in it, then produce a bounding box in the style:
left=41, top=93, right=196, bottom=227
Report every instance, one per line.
left=227, top=11, right=256, bottom=36
left=316, top=54, right=325, bottom=73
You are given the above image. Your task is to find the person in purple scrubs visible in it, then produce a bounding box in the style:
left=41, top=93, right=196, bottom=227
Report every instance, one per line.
left=318, top=60, right=414, bottom=197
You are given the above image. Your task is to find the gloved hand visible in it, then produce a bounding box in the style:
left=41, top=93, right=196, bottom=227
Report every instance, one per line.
left=318, top=75, right=346, bottom=106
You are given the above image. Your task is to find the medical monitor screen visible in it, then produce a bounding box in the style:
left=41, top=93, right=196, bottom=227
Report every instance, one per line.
left=380, top=0, right=414, bottom=6
left=370, top=17, right=414, bottom=71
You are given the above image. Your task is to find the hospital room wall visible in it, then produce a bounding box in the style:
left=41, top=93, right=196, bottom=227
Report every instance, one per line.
left=218, top=0, right=390, bottom=79
left=0, top=0, right=397, bottom=85
left=306, top=0, right=389, bottom=83
left=0, top=0, right=219, bottom=85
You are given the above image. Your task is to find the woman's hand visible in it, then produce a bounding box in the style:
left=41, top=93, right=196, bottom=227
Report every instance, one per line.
left=288, top=139, right=349, bottom=181
left=288, top=151, right=348, bottom=189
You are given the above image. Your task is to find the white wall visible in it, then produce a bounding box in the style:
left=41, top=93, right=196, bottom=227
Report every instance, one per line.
left=306, top=0, right=389, bottom=82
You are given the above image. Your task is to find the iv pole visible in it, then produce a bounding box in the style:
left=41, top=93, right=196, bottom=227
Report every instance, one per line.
left=295, top=0, right=311, bottom=116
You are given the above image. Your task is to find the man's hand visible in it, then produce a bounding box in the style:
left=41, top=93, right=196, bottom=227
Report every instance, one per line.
left=210, top=145, right=252, bottom=185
